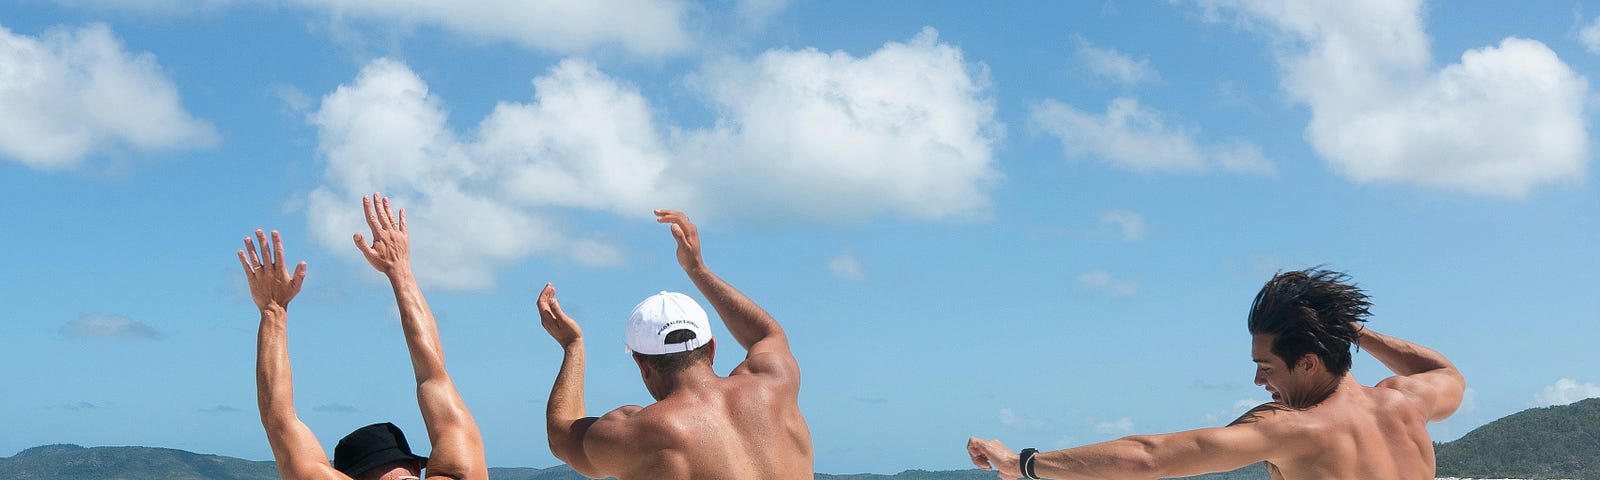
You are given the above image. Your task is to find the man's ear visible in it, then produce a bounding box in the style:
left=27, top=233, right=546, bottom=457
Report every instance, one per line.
left=633, top=352, right=653, bottom=380
left=1298, top=353, right=1323, bottom=373
left=707, top=338, right=716, bottom=363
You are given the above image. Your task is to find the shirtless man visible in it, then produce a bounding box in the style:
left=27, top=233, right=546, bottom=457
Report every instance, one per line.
left=536, top=209, right=813, bottom=480
left=244, top=193, right=488, bottom=480
left=967, top=268, right=1465, bottom=479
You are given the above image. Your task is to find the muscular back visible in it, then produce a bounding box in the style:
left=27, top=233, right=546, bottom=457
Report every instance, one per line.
left=1264, top=377, right=1437, bottom=479
left=586, top=366, right=813, bottom=480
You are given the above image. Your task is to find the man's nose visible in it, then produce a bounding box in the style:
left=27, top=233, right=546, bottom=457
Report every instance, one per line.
left=1253, top=371, right=1266, bottom=386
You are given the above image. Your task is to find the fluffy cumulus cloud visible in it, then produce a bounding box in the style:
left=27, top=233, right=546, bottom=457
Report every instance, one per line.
left=309, top=30, right=997, bottom=289
left=1032, top=97, right=1274, bottom=175
left=1197, top=0, right=1589, bottom=198
left=1076, top=37, right=1157, bottom=85
left=307, top=58, right=645, bottom=290
left=680, top=27, right=1001, bottom=221
left=60, top=314, right=164, bottom=340
left=0, top=23, right=216, bottom=169
left=1533, top=378, right=1600, bottom=407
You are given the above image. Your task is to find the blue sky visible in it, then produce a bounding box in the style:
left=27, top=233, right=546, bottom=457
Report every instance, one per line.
left=1, top=0, right=1597, bottom=474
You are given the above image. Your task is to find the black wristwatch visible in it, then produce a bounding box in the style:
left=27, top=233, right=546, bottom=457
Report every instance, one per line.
left=1019, top=447, right=1040, bottom=479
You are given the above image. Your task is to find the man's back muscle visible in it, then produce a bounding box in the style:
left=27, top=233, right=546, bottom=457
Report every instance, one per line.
left=1265, top=379, right=1437, bottom=479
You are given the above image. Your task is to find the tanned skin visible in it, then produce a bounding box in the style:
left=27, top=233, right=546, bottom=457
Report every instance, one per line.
left=967, top=326, right=1464, bottom=479
left=539, top=210, right=813, bottom=480
left=245, top=194, right=488, bottom=480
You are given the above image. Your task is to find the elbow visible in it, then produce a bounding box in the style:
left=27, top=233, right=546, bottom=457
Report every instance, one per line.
left=1121, top=436, right=1165, bottom=478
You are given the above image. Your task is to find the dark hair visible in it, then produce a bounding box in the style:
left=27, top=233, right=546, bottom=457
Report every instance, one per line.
left=633, top=329, right=712, bottom=374
left=1247, top=268, right=1371, bottom=375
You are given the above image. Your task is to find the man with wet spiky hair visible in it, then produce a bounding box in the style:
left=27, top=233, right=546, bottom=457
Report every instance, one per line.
left=967, top=268, right=1465, bottom=480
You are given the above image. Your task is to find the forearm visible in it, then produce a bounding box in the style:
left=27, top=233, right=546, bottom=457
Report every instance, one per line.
left=683, top=265, right=782, bottom=350
left=1033, top=438, right=1159, bottom=480
left=1357, top=327, right=1456, bottom=376
left=255, top=307, right=298, bottom=429
left=546, top=341, right=592, bottom=468
left=386, top=268, right=450, bottom=382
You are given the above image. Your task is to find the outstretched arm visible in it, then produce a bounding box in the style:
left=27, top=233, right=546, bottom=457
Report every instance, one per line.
left=654, top=210, right=795, bottom=378
left=967, top=421, right=1282, bottom=480
left=1359, top=325, right=1466, bottom=421
left=242, top=230, right=343, bottom=480
left=354, top=193, right=487, bottom=480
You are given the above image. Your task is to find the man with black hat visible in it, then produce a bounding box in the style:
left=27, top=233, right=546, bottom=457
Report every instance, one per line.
left=242, top=193, right=488, bottom=480
left=535, top=209, right=814, bottom=479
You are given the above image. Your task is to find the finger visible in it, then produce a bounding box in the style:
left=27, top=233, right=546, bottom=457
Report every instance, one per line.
left=362, top=194, right=381, bottom=236
left=537, top=283, right=554, bottom=310
left=244, top=234, right=261, bottom=268
left=353, top=233, right=374, bottom=257
left=237, top=250, right=253, bottom=275
left=271, top=230, right=287, bottom=272
left=291, top=261, right=308, bottom=290
left=377, top=195, right=393, bottom=228
left=255, top=229, right=272, bottom=266
left=383, top=196, right=399, bottom=229
left=397, top=208, right=407, bottom=232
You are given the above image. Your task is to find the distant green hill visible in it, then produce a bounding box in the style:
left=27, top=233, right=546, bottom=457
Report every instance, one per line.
left=0, top=444, right=1267, bottom=480
left=0, top=444, right=279, bottom=480
left=1435, top=396, right=1600, bottom=479
left=11, top=395, right=1600, bottom=480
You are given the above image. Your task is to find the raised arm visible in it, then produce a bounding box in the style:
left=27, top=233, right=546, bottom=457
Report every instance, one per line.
left=654, top=210, right=794, bottom=376
left=242, top=229, right=344, bottom=480
left=536, top=283, right=633, bottom=479
left=353, top=193, right=487, bottom=480
left=1358, top=325, right=1466, bottom=421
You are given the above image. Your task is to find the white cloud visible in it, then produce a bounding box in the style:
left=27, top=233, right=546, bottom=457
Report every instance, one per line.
left=1533, top=378, right=1600, bottom=407
left=1032, top=97, right=1274, bottom=175
left=1581, top=16, right=1600, bottom=54
left=1197, top=0, right=1589, bottom=198
left=292, top=0, right=695, bottom=56
left=680, top=27, right=1001, bottom=222
left=60, top=314, right=163, bottom=340
left=49, top=0, right=696, bottom=56
left=306, top=58, right=648, bottom=290
left=1075, top=37, right=1157, bottom=85
left=308, top=30, right=997, bottom=289
left=0, top=23, right=217, bottom=169
left=1099, top=210, right=1148, bottom=241
left=827, top=251, right=867, bottom=281
left=1092, top=417, right=1135, bottom=435
left=1075, top=269, right=1140, bottom=297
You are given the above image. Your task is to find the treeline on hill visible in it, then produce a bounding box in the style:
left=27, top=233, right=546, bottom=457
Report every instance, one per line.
left=1434, top=396, right=1600, bottom=479
left=4, top=399, right=1595, bottom=480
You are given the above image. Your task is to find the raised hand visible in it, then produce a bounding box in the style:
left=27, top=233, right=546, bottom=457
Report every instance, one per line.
left=537, top=283, right=582, bottom=348
left=237, top=229, right=307, bottom=311
left=352, top=192, right=411, bottom=277
left=967, top=437, right=1021, bottom=480
left=654, top=209, right=704, bottom=272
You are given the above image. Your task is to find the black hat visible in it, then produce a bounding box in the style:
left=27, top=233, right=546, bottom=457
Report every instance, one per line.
left=333, top=422, right=428, bottom=476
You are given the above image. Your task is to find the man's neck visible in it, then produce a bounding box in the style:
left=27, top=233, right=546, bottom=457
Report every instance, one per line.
left=658, top=364, right=719, bottom=398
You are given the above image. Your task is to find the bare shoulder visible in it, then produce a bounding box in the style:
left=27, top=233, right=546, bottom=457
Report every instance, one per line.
left=730, top=350, right=800, bottom=385
left=1228, top=402, right=1323, bottom=439
left=587, top=405, right=647, bottom=444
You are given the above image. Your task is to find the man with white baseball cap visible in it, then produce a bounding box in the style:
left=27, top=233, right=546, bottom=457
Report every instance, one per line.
left=535, top=210, right=814, bottom=480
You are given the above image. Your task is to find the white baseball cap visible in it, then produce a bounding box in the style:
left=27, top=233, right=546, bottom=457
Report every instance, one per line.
left=625, top=291, right=713, bottom=355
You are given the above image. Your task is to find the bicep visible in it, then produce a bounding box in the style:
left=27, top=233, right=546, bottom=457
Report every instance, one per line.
left=263, top=417, right=348, bottom=480
left=1139, top=424, right=1280, bottom=478
left=560, top=411, right=638, bottom=479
